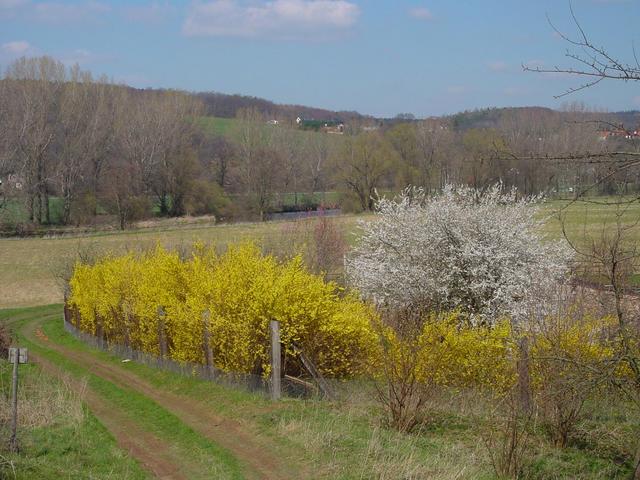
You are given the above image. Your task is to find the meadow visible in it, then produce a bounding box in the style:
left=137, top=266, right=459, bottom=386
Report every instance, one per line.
left=1, top=198, right=639, bottom=309
left=1, top=305, right=636, bottom=479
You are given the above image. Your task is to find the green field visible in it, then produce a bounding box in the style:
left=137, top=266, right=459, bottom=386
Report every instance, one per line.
left=198, top=116, right=238, bottom=136
left=0, top=215, right=363, bottom=308
left=1, top=199, right=640, bottom=309
left=541, top=197, right=640, bottom=243
left=1, top=197, right=66, bottom=227
left=1, top=305, right=635, bottom=479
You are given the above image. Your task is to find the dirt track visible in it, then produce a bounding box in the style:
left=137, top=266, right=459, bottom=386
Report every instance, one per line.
left=31, top=351, right=188, bottom=479
left=22, top=317, right=294, bottom=480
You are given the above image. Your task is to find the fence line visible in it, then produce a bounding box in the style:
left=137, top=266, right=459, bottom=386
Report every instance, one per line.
left=62, top=316, right=315, bottom=398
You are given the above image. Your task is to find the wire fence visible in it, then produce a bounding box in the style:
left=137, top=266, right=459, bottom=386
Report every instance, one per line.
left=62, top=318, right=319, bottom=399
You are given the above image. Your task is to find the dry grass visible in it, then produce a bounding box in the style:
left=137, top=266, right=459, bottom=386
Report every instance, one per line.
left=273, top=390, right=493, bottom=479
left=2, top=198, right=640, bottom=309
left=0, top=215, right=364, bottom=308
left=0, top=364, right=86, bottom=429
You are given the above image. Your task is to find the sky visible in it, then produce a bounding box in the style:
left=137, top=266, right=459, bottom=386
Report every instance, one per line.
left=1, top=0, right=639, bottom=117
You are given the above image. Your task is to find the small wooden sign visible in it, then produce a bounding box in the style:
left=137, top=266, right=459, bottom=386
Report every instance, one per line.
left=8, top=348, right=28, bottom=364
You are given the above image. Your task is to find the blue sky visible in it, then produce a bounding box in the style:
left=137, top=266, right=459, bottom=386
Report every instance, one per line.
left=1, top=0, right=639, bottom=117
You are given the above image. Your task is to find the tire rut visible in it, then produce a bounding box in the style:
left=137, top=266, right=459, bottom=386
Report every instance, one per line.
left=26, top=320, right=295, bottom=480
left=31, top=351, right=188, bottom=480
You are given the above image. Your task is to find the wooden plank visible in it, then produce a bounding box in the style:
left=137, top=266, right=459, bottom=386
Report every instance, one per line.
left=293, top=343, right=335, bottom=400
left=270, top=320, right=281, bottom=401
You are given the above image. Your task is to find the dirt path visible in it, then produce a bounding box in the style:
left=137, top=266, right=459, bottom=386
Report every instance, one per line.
left=23, top=318, right=294, bottom=480
left=31, top=350, right=188, bottom=480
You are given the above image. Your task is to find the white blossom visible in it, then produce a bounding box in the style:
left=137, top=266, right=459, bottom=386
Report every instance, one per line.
left=346, top=184, right=572, bottom=325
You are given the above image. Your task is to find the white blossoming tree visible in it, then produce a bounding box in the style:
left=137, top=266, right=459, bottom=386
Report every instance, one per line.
left=347, top=184, right=571, bottom=324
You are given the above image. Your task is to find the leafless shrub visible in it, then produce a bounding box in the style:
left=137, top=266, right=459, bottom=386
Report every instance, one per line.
left=480, top=392, right=534, bottom=479
left=48, top=241, right=100, bottom=298
left=372, top=307, right=435, bottom=433
left=264, top=215, right=347, bottom=278
left=0, top=325, right=11, bottom=360
left=561, top=204, right=640, bottom=476
left=536, top=365, right=588, bottom=449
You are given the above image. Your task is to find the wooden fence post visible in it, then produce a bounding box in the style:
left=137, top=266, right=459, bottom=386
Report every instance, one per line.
left=9, top=349, right=19, bottom=453
left=157, top=306, right=167, bottom=359
left=95, top=311, right=105, bottom=349
left=202, top=310, right=215, bottom=376
left=122, top=305, right=131, bottom=350
left=517, top=336, right=532, bottom=413
left=73, top=304, right=81, bottom=329
left=270, top=320, right=281, bottom=401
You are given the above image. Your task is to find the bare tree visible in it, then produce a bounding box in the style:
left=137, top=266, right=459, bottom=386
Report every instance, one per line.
left=231, top=107, right=282, bottom=219
left=415, top=119, right=456, bottom=191
left=303, top=131, right=333, bottom=195
left=524, top=4, right=640, bottom=98
left=4, top=56, right=65, bottom=224
left=335, top=131, right=396, bottom=211
left=56, top=66, right=118, bottom=224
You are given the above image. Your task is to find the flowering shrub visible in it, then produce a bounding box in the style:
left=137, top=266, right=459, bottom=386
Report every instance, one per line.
left=68, top=243, right=378, bottom=378
left=347, top=184, right=572, bottom=324
left=529, top=314, right=617, bottom=447
left=417, top=315, right=516, bottom=392
left=371, top=310, right=517, bottom=431
left=374, top=312, right=517, bottom=391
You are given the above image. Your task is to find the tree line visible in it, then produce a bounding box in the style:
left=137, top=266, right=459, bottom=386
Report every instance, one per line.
left=1, top=56, right=636, bottom=233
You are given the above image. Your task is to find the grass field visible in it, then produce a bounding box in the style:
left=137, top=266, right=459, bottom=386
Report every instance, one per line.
left=0, top=307, right=149, bottom=479
left=197, top=116, right=238, bottom=136
left=541, top=197, right=640, bottom=243
left=1, top=305, right=636, bottom=479
left=0, top=215, right=363, bottom=308
left=1, top=199, right=640, bottom=309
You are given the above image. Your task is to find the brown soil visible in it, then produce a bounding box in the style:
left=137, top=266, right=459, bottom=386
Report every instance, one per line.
left=31, top=351, right=188, bottom=480
left=24, top=319, right=296, bottom=480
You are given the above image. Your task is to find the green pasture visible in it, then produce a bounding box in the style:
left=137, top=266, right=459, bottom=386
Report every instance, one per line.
left=2, top=198, right=640, bottom=309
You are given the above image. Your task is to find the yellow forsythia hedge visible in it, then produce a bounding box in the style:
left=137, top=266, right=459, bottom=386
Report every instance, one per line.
left=374, top=313, right=517, bottom=393
left=68, top=243, right=379, bottom=377
left=68, top=242, right=618, bottom=389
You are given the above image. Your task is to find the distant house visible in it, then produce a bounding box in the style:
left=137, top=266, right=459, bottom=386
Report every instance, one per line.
left=597, top=123, right=640, bottom=140
left=296, top=116, right=344, bottom=134
left=266, top=119, right=279, bottom=125
left=0, top=173, right=24, bottom=190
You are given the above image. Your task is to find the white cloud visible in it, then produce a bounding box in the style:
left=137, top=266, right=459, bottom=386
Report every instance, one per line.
left=488, top=60, right=507, bottom=72
left=0, top=40, right=37, bottom=63
left=1, top=40, right=31, bottom=55
left=32, top=1, right=110, bottom=23
left=409, top=6, right=432, bottom=21
left=123, top=1, right=174, bottom=24
left=183, top=0, right=360, bottom=39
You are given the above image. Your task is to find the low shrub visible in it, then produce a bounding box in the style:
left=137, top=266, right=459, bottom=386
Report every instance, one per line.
left=68, top=243, right=378, bottom=378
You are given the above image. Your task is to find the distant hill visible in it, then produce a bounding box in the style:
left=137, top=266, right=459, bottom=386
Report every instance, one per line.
left=195, top=91, right=366, bottom=123
left=157, top=86, right=640, bottom=132
left=610, top=110, right=640, bottom=128
left=444, top=106, right=640, bottom=132
left=446, top=106, right=556, bottom=130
